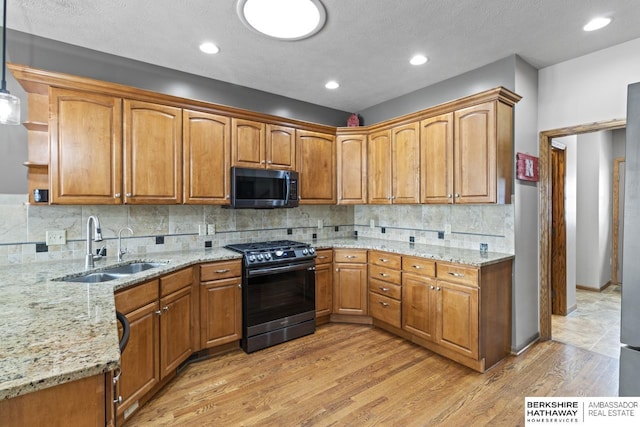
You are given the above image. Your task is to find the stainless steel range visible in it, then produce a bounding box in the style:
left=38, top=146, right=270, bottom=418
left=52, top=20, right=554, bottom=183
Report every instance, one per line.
left=225, top=240, right=316, bottom=353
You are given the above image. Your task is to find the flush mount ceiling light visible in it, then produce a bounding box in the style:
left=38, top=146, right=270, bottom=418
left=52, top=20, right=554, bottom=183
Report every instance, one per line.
left=237, top=0, right=327, bottom=41
left=410, top=54, right=428, bottom=66
left=199, top=42, right=220, bottom=54
left=325, top=80, right=339, bottom=90
left=583, top=16, right=612, bottom=31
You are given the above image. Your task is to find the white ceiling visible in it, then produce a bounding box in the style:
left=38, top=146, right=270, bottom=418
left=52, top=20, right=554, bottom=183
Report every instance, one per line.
left=6, top=0, right=640, bottom=112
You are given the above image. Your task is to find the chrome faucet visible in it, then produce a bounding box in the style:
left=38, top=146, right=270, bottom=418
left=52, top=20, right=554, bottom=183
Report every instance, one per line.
left=85, top=215, right=104, bottom=269
left=118, top=227, right=134, bottom=262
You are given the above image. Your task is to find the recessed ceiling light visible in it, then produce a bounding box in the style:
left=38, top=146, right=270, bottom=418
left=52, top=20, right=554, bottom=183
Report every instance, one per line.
left=199, top=42, right=220, bottom=54
left=410, top=54, right=428, bottom=66
left=237, top=0, right=327, bottom=41
left=325, top=80, right=339, bottom=90
left=583, top=17, right=612, bottom=32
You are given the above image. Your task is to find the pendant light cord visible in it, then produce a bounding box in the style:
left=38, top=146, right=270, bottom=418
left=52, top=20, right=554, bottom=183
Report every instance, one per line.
left=1, top=0, right=8, bottom=92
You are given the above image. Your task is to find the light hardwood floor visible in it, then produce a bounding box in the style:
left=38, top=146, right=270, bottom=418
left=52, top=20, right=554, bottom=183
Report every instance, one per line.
left=124, top=323, right=618, bottom=426
left=552, top=284, right=621, bottom=358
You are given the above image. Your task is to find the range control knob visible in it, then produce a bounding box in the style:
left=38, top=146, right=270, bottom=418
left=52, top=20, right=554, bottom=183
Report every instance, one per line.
left=257, top=254, right=264, bottom=261
left=248, top=255, right=256, bottom=263
left=275, top=250, right=284, bottom=257
left=265, top=253, right=272, bottom=260
left=309, top=248, right=316, bottom=254
left=302, top=248, right=309, bottom=255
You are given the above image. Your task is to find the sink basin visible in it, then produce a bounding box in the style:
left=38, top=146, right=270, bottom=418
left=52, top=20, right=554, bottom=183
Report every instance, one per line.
left=55, top=261, right=168, bottom=283
left=64, top=272, right=125, bottom=283
left=102, top=262, right=167, bottom=275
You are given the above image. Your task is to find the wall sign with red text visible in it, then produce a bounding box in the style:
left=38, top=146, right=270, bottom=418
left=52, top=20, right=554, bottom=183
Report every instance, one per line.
left=516, top=153, right=539, bottom=182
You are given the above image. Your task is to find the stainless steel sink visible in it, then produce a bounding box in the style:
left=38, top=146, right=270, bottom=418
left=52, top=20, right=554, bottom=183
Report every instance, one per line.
left=55, top=261, right=168, bottom=283
left=102, top=262, right=167, bottom=275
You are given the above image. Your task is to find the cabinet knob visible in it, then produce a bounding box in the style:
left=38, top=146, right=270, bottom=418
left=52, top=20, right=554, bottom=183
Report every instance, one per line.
left=238, top=283, right=242, bottom=288
left=335, top=268, right=340, bottom=272
left=114, top=193, right=121, bottom=198
left=226, top=195, right=230, bottom=199
left=437, top=287, right=441, bottom=291
left=126, top=193, right=132, bottom=197
left=162, top=306, right=169, bottom=312
left=261, top=160, right=266, bottom=164
left=155, top=310, right=162, bottom=315
left=447, top=194, right=452, bottom=198
left=114, top=395, right=123, bottom=405
left=430, top=285, right=435, bottom=290
left=454, top=194, right=460, bottom=198
left=267, top=160, right=272, bottom=164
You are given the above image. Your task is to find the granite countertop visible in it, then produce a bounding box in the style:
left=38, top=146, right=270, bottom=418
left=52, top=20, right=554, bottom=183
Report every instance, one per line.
left=0, top=238, right=512, bottom=401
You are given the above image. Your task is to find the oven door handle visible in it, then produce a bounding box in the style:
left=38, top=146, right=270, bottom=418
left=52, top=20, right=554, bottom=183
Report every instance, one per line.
left=247, top=262, right=316, bottom=277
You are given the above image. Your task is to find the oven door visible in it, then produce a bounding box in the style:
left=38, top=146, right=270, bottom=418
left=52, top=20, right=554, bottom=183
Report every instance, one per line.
left=243, top=260, right=316, bottom=344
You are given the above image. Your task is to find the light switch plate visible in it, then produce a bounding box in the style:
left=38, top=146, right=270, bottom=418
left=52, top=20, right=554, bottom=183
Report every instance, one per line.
left=207, top=224, right=216, bottom=235
left=370, top=219, right=375, bottom=229
left=46, top=230, right=66, bottom=245
left=317, top=219, right=323, bottom=229
left=444, top=224, right=452, bottom=234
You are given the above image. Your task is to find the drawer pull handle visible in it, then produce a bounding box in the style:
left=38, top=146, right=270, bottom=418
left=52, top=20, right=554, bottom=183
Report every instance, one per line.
left=215, top=269, right=230, bottom=273
left=162, top=306, right=169, bottom=312
left=318, top=256, right=328, bottom=259
left=379, top=287, right=389, bottom=292
left=345, top=255, right=357, bottom=259
left=379, top=273, right=389, bottom=277
left=412, top=265, right=422, bottom=269
left=379, top=301, right=390, bottom=307
left=379, top=258, right=389, bottom=262
left=448, top=272, right=465, bottom=277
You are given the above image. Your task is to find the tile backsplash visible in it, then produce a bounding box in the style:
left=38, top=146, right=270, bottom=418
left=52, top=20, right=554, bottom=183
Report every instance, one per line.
left=0, top=194, right=514, bottom=265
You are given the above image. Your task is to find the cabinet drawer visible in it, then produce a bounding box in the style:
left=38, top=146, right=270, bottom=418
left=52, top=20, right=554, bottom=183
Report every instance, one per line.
left=334, top=249, right=367, bottom=264
left=437, top=262, right=478, bottom=287
left=402, top=256, right=436, bottom=277
left=200, top=260, right=242, bottom=281
left=369, top=251, right=401, bottom=269
left=315, top=249, right=333, bottom=264
left=368, top=264, right=401, bottom=285
left=369, top=277, right=401, bottom=300
left=115, top=279, right=159, bottom=314
left=369, top=292, right=401, bottom=328
left=160, top=267, right=193, bottom=297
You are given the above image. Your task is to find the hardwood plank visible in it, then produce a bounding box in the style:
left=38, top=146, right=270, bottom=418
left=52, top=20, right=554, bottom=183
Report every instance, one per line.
left=124, top=324, right=618, bottom=426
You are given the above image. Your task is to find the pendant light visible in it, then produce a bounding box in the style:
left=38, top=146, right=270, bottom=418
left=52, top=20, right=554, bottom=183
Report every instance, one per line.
left=0, top=0, right=20, bottom=125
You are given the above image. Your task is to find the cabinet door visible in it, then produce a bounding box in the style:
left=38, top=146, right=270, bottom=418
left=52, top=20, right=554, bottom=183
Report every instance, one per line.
left=124, top=100, right=182, bottom=204
left=183, top=110, right=230, bottom=204
left=315, top=261, right=333, bottom=317
left=200, top=277, right=242, bottom=348
left=421, top=113, right=454, bottom=204
left=391, top=122, right=420, bottom=204
left=336, top=133, right=367, bottom=204
left=49, top=88, right=122, bottom=204
left=266, top=124, right=296, bottom=170
left=117, top=300, right=160, bottom=419
left=436, top=280, right=479, bottom=359
left=296, top=130, right=336, bottom=204
left=402, top=274, right=437, bottom=342
left=159, top=286, right=193, bottom=379
left=232, top=118, right=265, bottom=168
left=333, top=264, right=367, bottom=315
left=367, top=129, right=392, bottom=204
left=454, top=101, right=496, bottom=204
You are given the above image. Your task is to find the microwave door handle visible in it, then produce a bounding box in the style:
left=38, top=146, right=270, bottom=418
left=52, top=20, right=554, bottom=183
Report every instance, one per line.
left=285, top=174, right=291, bottom=204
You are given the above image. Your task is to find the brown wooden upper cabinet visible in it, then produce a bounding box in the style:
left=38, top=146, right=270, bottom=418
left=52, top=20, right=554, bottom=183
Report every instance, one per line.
left=368, top=122, right=420, bottom=204
left=49, top=87, right=123, bottom=204
left=296, top=130, right=336, bottom=204
left=231, top=118, right=296, bottom=170
left=421, top=101, right=513, bottom=204
left=336, top=132, right=367, bottom=204
left=124, top=100, right=183, bottom=204
left=49, top=89, right=183, bottom=204
left=183, top=110, right=231, bottom=204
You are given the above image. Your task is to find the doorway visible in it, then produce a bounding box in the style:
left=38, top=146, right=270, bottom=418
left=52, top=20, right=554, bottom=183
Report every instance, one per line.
left=613, top=157, right=625, bottom=285
left=551, top=145, right=567, bottom=315
left=539, top=119, right=626, bottom=340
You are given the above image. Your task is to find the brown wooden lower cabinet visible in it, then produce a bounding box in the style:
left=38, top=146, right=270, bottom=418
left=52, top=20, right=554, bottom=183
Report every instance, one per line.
left=200, top=260, right=243, bottom=348
left=332, top=249, right=368, bottom=316
left=314, top=249, right=333, bottom=322
left=0, top=374, right=108, bottom=427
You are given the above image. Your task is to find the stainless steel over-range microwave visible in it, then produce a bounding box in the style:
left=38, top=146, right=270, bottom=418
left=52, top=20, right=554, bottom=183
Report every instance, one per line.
left=228, top=167, right=299, bottom=209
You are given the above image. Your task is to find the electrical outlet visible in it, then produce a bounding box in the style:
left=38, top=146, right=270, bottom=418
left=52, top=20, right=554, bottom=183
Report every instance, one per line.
left=207, top=224, right=216, bottom=235
left=480, top=243, right=489, bottom=253
left=199, top=225, right=207, bottom=236
left=317, top=219, right=323, bottom=229
left=444, top=224, right=452, bottom=234
left=46, top=230, right=66, bottom=246
left=370, top=219, right=375, bottom=229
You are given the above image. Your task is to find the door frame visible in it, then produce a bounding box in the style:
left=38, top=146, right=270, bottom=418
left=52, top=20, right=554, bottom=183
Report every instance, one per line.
left=538, top=118, right=626, bottom=340
left=613, top=157, right=625, bottom=285
left=550, top=146, right=567, bottom=315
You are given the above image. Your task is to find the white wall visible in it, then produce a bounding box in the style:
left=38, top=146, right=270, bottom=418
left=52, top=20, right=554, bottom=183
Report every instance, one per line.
left=538, top=37, right=640, bottom=131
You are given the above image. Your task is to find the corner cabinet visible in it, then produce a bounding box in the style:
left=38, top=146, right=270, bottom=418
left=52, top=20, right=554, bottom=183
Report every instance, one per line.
left=183, top=110, right=231, bottom=204
left=296, top=130, right=337, bottom=204
left=332, top=249, right=368, bottom=317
